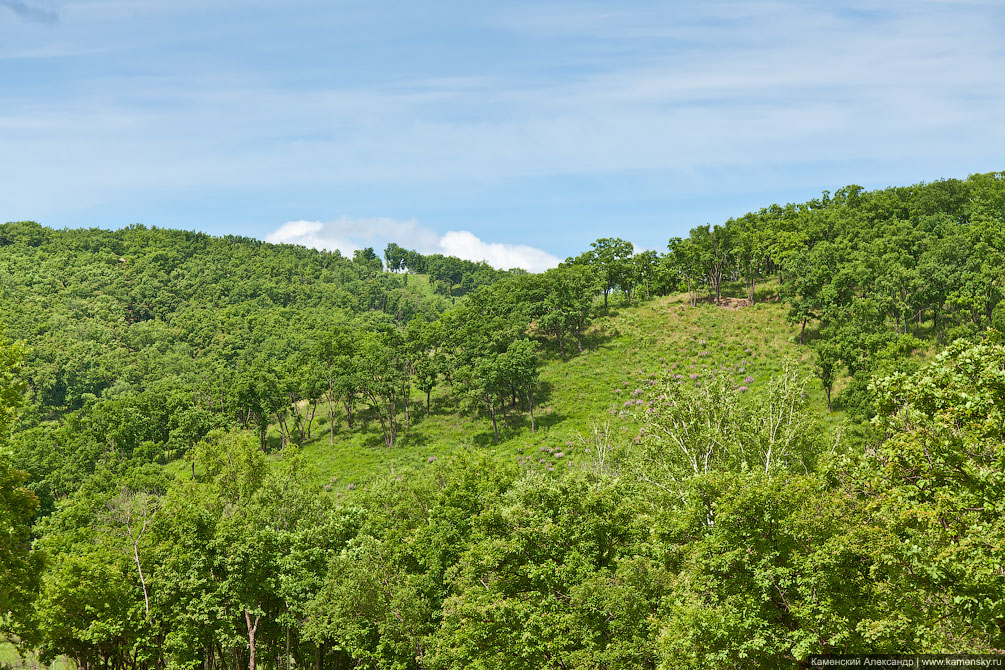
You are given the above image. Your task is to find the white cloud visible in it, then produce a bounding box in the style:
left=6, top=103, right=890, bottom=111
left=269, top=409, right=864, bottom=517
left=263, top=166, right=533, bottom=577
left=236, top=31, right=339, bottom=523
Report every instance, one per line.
left=265, top=217, right=560, bottom=273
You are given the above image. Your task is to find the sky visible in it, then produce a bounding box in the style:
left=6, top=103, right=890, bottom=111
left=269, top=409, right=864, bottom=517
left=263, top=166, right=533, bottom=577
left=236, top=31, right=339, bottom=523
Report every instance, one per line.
left=2, top=0, right=1005, bottom=272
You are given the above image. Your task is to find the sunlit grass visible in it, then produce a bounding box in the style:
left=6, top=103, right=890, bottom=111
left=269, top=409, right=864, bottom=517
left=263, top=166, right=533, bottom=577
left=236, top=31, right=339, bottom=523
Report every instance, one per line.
left=230, top=282, right=847, bottom=492
left=0, top=640, right=71, bottom=670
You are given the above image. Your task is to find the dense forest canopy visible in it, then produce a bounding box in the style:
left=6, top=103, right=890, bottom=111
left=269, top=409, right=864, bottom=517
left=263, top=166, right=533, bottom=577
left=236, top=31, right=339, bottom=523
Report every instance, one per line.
left=1, top=171, right=1005, bottom=669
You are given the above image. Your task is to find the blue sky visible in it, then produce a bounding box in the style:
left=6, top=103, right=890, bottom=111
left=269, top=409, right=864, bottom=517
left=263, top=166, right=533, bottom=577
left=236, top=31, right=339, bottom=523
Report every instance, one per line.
left=3, top=0, right=1004, bottom=271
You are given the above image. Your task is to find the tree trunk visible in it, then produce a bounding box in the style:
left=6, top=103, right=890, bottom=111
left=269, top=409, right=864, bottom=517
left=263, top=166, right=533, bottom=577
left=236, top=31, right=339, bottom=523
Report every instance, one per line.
left=799, top=318, right=806, bottom=345
left=527, top=391, right=535, bottom=433
left=278, top=417, right=288, bottom=451
left=488, top=401, right=498, bottom=444
left=425, top=388, right=431, bottom=416
left=390, top=400, right=397, bottom=446
left=129, top=529, right=150, bottom=618
left=244, top=611, right=260, bottom=670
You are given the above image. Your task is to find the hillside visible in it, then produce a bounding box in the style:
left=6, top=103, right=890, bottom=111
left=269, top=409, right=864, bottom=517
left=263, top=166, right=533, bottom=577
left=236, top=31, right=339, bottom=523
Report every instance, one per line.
left=3, top=172, right=1005, bottom=669
left=269, top=285, right=834, bottom=489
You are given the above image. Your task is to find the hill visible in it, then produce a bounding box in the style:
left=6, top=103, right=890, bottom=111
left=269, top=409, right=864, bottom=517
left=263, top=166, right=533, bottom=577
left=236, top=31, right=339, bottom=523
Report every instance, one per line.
left=3, top=171, right=1005, bottom=668
left=266, top=285, right=834, bottom=489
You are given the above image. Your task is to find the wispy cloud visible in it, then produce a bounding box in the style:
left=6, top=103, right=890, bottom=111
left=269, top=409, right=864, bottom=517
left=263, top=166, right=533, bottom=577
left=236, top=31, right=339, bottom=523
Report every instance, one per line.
left=265, top=218, right=560, bottom=273
left=0, top=0, right=57, bottom=23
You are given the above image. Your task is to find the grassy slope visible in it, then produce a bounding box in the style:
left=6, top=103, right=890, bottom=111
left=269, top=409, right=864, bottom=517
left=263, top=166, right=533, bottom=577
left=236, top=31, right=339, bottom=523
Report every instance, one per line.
left=0, top=641, right=71, bottom=670
left=266, top=282, right=844, bottom=493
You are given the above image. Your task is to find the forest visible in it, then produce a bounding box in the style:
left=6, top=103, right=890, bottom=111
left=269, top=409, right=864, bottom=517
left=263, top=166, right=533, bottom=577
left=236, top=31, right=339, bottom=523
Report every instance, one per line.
left=1, top=171, right=1005, bottom=669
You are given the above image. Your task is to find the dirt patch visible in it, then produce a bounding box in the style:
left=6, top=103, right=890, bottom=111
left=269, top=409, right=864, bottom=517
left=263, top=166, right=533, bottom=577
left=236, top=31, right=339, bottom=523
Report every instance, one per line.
left=717, top=297, right=752, bottom=310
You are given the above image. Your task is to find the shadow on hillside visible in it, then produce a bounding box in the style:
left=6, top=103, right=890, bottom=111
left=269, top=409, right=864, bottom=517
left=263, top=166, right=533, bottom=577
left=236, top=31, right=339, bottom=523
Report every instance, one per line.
left=534, top=331, right=614, bottom=362
left=468, top=380, right=563, bottom=446
left=577, top=330, right=614, bottom=353
left=470, top=409, right=567, bottom=447
left=798, top=324, right=823, bottom=346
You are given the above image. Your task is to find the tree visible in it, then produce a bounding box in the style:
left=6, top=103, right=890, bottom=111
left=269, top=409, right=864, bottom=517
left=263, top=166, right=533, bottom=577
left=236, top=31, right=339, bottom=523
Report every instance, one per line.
left=496, top=339, right=540, bottom=433
left=691, top=224, right=732, bottom=304
left=352, top=247, right=383, bottom=276
left=656, top=472, right=908, bottom=667
left=731, top=215, right=765, bottom=303
left=813, top=341, right=839, bottom=412
left=102, top=490, right=158, bottom=618
left=0, top=335, right=40, bottom=638
left=779, top=241, right=839, bottom=344
left=589, top=238, right=634, bottom=310
left=406, top=319, right=444, bottom=417
left=431, top=472, right=658, bottom=669
left=667, top=237, right=706, bottom=307
left=635, top=374, right=742, bottom=503
left=0, top=455, right=40, bottom=639
left=316, top=325, right=360, bottom=444
left=532, top=265, right=598, bottom=356
left=383, top=242, right=407, bottom=272
left=861, top=339, right=1005, bottom=649
left=357, top=330, right=409, bottom=448
left=234, top=363, right=283, bottom=451
left=631, top=249, right=661, bottom=300
left=637, top=366, right=819, bottom=503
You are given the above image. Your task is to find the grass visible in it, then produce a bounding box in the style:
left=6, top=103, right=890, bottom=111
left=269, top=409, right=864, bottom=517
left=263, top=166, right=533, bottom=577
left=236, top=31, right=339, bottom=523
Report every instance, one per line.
left=0, top=640, right=70, bottom=670
left=174, top=282, right=845, bottom=494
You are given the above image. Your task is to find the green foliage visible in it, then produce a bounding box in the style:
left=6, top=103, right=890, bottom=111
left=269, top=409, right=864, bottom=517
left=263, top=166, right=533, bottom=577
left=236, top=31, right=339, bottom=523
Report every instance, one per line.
left=6, top=171, right=1005, bottom=667
left=0, top=335, right=40, bottom=640
left=859, top=340, right=1005, bottom=649
left=431, top=472, right=658, bottom=670
left=656, top=472, right=905, bottom=667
